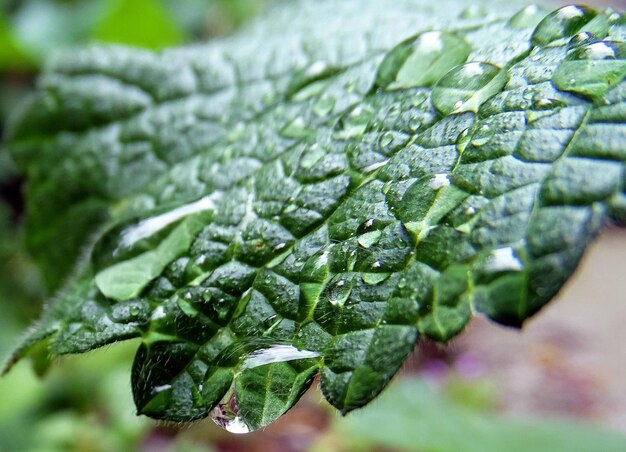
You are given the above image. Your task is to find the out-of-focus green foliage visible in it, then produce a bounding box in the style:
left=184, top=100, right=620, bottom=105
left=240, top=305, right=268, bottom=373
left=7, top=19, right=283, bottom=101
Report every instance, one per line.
left=0, top=0, right=271, bottom=68
left=323, top=377, right=626, bottom=452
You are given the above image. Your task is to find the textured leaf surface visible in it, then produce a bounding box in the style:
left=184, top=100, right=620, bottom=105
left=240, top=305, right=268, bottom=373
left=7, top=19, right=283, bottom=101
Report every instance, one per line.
left=5, top=0, right=626, bottom=432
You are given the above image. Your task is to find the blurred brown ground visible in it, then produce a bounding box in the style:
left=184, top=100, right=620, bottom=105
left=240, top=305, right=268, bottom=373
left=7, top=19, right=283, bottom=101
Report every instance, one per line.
left=457, top=227, right=626, bottom=432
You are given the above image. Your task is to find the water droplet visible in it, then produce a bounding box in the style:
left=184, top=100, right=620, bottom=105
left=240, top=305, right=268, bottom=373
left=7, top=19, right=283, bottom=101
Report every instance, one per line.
left=92, top=193, right=221, bottom=301
left=151, top=305, right=166, bottom=321
left=210, top=385, right=252, bottom=434
left=240, top=344, right=320, bottom=369
left=281, top=116, right=312, bottom=139
left=300, top=144, right=327, bottom=169
left=333, top=105, right=374, bottom=140
left=379, top=131, right=394, bottom=148
left=508, top=5, right=546, bottom=29
left=312, top=95, right=336, bottom=117
left=286, top=61, right=339, bottom=100
left=325, top=276, right=353, bottom=307
left=459, top=5, right=489, bottom=20
left=362, top=160, right=389, bottom=173
left=356, top=218, right=377, bottom=234
left=151, top=384, right=172, bottom=395
left=568, top=32, right=597, bottom=49
left=531, top=5, right=597, bottom=47
left=375, top=31, right=471, bottom=90
left=431, top=62, right=507, bottom=115
left=362, top=272, right=391, bottom=285
left=484, top=247, right=523, bottom=273
left=357, top=230, right=382, bottom=248
left=553, top=40, right=626, bottom=98
left=456, top=127, right=472, bottom=154
left=429, top=173, right=450, bottom=190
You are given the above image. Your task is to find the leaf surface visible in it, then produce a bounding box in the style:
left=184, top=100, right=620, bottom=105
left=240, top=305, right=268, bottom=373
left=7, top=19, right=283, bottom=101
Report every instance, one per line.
left=5, top=0, right=626, bottom=431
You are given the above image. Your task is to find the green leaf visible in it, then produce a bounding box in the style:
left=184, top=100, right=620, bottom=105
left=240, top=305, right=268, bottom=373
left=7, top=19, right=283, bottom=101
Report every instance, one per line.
left=0, top=10, right=32, bottom=70
left=93, top=0, right=185, bottom=49
left=5, top=0, right=626, bottom=432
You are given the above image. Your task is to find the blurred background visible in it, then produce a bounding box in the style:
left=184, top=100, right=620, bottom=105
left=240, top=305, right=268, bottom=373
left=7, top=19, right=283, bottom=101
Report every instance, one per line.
left=0, top=1, right=625, bottom=451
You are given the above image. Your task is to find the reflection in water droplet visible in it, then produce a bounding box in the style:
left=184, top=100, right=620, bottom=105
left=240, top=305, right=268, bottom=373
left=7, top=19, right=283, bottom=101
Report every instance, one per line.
left=484, top=247, right=523, bottom=273
left=152, top=384, right=172, bottom=395
left=120, top=194, right=221, bottom=251
left=362, top=272, right=391, bottom=285
left=241, top=345, right=320, bottom=370
left=375, top=31, right=471, bottom=90
left=312, top=96, right=336, bottom=117
left=210, top=385, right=251, bottom=434
left=358, top=230, right=382, bottom=248
left=531, top=5, right=597, bottom=47
left=333, top=105, right=374, bottom=140
left=326, top=277, right=353, bottom=307
left=286, top=61, right=339, bottom=100
left=362, top=160, right=389, bottom=173
left=92, top=192, right=222, bottom=300
left=568, top=32, right=597, bottom=49
left=508, top=5, right=546, bottom=29
left=431, top=62, right=507, bottom=115
left=553, top=39, right=626, bottom=98
left=300, top=144, right=327, bottom=169
left=281, top=116, right=313, bottom=138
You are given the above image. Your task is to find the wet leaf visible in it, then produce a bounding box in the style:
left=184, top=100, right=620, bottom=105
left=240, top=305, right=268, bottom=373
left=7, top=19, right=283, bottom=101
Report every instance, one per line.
left=4, top=0, right=626, bottom=432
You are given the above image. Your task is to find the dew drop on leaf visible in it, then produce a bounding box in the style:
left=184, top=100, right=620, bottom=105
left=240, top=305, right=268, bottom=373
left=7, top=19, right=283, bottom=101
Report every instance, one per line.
left=240, top=344, right=320, bottom=369
left=312, top=95, right=335, bottom=117
left=553, top=40, right=626, bottom=98
left=431, top=62, right=507, bottom=115
left=281, top=116, right=313, bottom=138
left=531, top=5, right=597, bottom=47
left=333, top=105, right=375, bottom=140
left=508, top=4, right=546, bottom=30
left=483, top=247, right=524, bottom=273
left=285, top=60, right=340, bottom=100
left=568, top=32, right=597, bottom=49
left=374, top=31, right=471, bottom=90
left=361, top=272, right=391, bottom=285
left=358, top=230, right=382, bottom=249
left=325, top=276, right=353, bottom=307
left=92, top=194, right=220, bottom=301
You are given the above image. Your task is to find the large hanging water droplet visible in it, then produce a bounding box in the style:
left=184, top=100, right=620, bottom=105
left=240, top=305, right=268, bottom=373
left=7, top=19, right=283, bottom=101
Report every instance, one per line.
left=92, top=194, right=221, bottom=301
left=285, top=61, right=340, bottom=100
left=531, top=5, right=597, bottom=47
left=210, top=385, right=251, bottom=434
left=374, top=31, right=471, bottom=90
left=508, top=5, right=547, bottom=29
left=553, top=40, right=626, bottom=98
left=431, top=62, right=507, bottom=115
